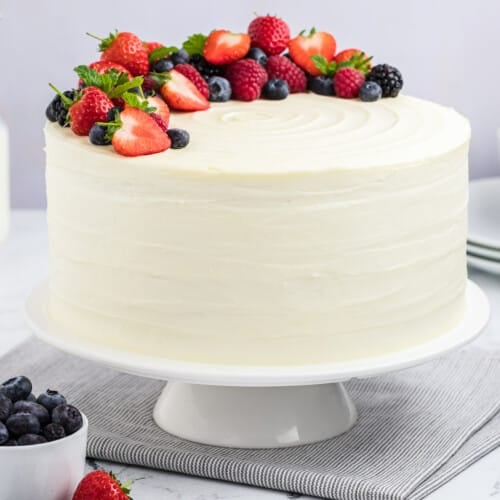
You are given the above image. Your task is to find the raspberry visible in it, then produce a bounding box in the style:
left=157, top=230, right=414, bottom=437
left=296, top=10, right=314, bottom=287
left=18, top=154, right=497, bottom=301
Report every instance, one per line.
left=248, top=15, right=290, bottom=56
left=225, top=59, right=268, bottom=101
left=174, top=64, right=210, bottom=99
left=333, top=67, right=365, bottom=99
left=141, top=75, right=159, bottom=94
left=265, top=55, right=307, bottom=93
left=150, top=112, right=168, bottom=133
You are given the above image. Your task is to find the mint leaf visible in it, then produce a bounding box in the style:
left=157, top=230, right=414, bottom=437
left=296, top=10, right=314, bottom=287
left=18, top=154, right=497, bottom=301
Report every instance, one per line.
left=108, top=76, right=144, bottom=99
left=182, top=33, right=207, bottom=56
left=121, top=92, right=155, bottom=113
left=148, top=46, right=178, bottom=63
left=311, top=55, right=337, bottom=76
left=74, top=65, right=101, bottom=87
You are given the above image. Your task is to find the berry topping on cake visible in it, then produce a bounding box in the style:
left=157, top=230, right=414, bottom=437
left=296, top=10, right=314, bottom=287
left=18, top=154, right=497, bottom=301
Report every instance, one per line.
left=248, top=15, right=290, bottom=56
left=174, top=64, right=210, bottom=99
left=167, top=128, right=190, bottom=149
left=150, top=112, right=168, bottom=132
left=73, top=470, right=132, bottom=500
left=171, top=49, right=191, bottom=66
left=89, top=123, right=111, bottom=145
left=45, top=90, right=75, bottom=125
left=262, top=78, right=289, bottom=100
left=265, top=55, right=307, bottom=93
left=308, top=75, right=335, bottom=96
left=87, top=61, right=132, bottom=79
left=207, top=76, right=232, bottom=102
left=146, top=95, right=170, bottom=126
left=334, top=49, right=372, bottom=73
left=105, top=107, right=170, bottom=156
left=189, top=54, right=224, bottom=81
left=158, top=69, right=210, bottom=111
left=359, top=81, right=382, bottom=102
left=144, top=41, right=164, bottom=54
left=334, top=67, right=365, bottom=99
left=366, top=64, right=404, bottom=97
left=225, top=58, right=268, bottom=101
left=93, top=31, right=149, bottom=76
left=68, top=86, right=114, bottom=136
left=288, top=28, right=336, bottom=76
left=151, top=57, right=174, bottom=74
left=203, top=30, right=251, bottom=65
left=247, top=47, right=268, bottom=66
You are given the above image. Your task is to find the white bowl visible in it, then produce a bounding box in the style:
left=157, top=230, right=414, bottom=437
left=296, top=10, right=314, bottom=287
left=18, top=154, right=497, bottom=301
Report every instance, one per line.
left=0, top=413, right=88, bottom=500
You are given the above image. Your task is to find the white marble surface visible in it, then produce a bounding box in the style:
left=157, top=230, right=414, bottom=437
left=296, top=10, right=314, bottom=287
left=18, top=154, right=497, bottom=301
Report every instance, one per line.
left=0, top=210, right=499, bottom=499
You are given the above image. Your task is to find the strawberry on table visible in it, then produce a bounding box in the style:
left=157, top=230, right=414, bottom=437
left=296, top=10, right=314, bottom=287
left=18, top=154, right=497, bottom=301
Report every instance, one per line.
left=68, top=86, right=114, bottom=136
left=203, top=29, right=251, bottom=65
left=248, top=15, right=290, bottom=56
left=92, top=31, right=149, bottom=76
left=334, top=67, right=365, bottom=98
left=110, top=107, right=171, bottom=156
left=72, top=470, right=132, bottom=500
left=159, top=69, right=210, bottom=111
left=288, top=28, right=336, bottom=76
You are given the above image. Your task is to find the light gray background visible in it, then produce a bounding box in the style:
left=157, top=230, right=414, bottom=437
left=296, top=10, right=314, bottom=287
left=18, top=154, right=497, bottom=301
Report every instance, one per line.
left=0, top=0, right=499, bottom=208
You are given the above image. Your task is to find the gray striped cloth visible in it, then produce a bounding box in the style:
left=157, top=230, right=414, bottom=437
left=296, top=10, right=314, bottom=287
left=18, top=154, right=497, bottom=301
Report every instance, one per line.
left=1, top=339, right=499, bottom=500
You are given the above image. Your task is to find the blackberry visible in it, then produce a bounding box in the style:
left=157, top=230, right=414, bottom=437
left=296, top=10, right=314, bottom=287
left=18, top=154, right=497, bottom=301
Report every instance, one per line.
left=190, top=54, right=224, bottom=81
left=366, top=64, right=403, bottom=98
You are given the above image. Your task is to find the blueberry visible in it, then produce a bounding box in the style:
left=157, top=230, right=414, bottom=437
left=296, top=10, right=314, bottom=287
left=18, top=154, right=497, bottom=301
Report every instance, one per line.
left=359, top=81, right=382, bottom=102
left=308, top=75, right=334, bottom=96
left=6, top=412, right=40, bottom=436
left=13, top=401, right=50, bottom=426
left=247, top=47, right=268, bottom=66
left=57, top=108, right=69, bottom=127
left=45, top=95, right=61, bottom=122
left=0, top=393, right=12, bottom=422
left=171, top=49, right=190, bottom=65
left=207, top=76, right=231, bottom=102
left=152, top=57, right=174, bottom=73
left=106, top=106, right=122, bottom=122
left=17, top=433, right=47, bottom=446
left=52, top=404, right=83, bottom=435
left=26, top=393, right=36, bottom=402
left=89, top=124, right=110, bottom=146
left=37, top=390, right=67, bottom=412
left=43, top=423, right=66, bottom=442
left=3, top=440, right=17, bottom=446
left=0, top=421, right=9, bottom=444
left=167, top=128, right=190, bottom=149
left=262, top=78, right=289, bottom=100
left=1, top=376, right=32, bottom=402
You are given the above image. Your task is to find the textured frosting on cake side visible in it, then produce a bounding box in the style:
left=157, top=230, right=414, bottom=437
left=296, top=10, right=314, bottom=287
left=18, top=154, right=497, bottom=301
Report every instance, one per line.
left=0, top=119, right=8, bottom=242
left=45, top=94, right=471, bottom=365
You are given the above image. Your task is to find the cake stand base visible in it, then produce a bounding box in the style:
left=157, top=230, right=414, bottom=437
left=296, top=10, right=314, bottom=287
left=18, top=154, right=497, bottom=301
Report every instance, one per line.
left=153, top=382, right=357, bottom=447
left=25, top=280, right=490, bottom=448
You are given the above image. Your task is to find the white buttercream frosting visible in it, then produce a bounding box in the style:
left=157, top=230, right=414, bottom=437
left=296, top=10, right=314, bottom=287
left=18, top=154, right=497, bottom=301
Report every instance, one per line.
left=45, top=94, right=470, bottom=365
left=0, top=118, right=8, bottom=242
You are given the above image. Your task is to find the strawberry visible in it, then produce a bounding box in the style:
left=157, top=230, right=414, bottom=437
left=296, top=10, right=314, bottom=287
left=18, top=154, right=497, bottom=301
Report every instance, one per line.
left=150, top=112, right=168, bottom=132
left=265, top=55, right=307, bottom=93
left=111, top=107, right=171, bottom=156
left=159, top=69, right=210, bottom=111
left=95, top=31, right=149, bottom=76
left=77, top=61, right=132, bottom=88
left=144, top=41, right=163, bottom=54
left=68, top=86, right=114, bottom=136
left=288, top=28, right=336, bottom=76
left=334, top=49, right=372, bottom=73
left=203, top=30, right=251, bottom=65
left=72, top=470, right=132, bottom=500
left=146, top=95, right=170, bottom=127
left=248, top=15, right=290, bottom=56
left=174, top=64, right=210, bottom=99
left=225, top=58, right=268, bottom=101
left=333, top=67, right=365, bottom=98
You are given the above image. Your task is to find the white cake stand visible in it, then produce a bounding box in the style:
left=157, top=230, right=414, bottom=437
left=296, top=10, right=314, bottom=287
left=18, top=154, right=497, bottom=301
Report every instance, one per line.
left=25, top=280, right=489, bottom=448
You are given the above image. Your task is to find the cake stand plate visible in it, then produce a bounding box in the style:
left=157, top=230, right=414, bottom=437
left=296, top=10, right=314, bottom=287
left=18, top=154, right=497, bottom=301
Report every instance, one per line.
left=25, top=280, right=489, bottom=448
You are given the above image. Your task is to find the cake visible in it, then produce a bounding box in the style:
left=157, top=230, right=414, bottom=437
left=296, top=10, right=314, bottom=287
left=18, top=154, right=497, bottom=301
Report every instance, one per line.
left=43, top=19, right=471, bottom=365
left=0, top=118, right=8, bottom=242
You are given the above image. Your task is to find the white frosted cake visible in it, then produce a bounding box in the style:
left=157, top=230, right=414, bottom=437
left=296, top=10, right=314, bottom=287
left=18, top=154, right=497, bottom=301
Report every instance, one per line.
left=44, top=93, right=470, bottom=365
left=0, top=118, right=8, bottom=242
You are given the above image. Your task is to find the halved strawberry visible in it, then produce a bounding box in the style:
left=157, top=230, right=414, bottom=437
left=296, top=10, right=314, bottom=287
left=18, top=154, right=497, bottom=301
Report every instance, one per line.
left=159, top=70, right=210, bottom=111
left=288, top=28, right=336, bottom=76
left=68, top=86, right=114, bottom=136
left=203, top=30, right=251, bottom=65
left=111, top=107, right=171, bottom=156
left=146, top=95, right=170, bottom=127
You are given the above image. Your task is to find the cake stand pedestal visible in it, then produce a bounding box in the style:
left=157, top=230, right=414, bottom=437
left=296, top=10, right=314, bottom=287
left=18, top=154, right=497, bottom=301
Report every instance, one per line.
left=25, top=280, right=489, bottom=448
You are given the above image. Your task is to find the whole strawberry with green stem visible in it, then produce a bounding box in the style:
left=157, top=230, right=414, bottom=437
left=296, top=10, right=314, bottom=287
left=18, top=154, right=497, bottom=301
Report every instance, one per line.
left=72, top=470, right=132, bottom=500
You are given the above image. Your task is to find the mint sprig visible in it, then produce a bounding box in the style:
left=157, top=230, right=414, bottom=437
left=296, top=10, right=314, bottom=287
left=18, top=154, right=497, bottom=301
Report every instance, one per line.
left=148, top=46, right=178, bottom=63
left=311, top=55, right=338, bottom=76
left=121, top=92, right=155, bottom=113
left=182, top=33, right=207, bottom=56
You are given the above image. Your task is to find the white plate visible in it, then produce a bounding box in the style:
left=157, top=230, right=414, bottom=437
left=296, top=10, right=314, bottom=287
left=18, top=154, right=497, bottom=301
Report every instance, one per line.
left=25, top=280, right=490, bottom=387
left=468, top=177, right=500, bottom=249
left=467, top=254, right=500, bottom=275
left=467, top=242, right=500, bottom=260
